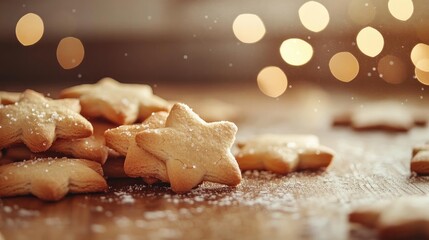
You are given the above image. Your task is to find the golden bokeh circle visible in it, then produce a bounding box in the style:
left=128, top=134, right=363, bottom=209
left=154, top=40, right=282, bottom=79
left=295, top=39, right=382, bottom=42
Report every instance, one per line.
left=411, top=43, right=429, bottom=72
left=257, top=66, right=288, bottom=98
left=298, top=1, right=330, bottom=32
left=279, top=38, right=313, bottom=66
left=388, top=0, right=414, bottom=21
left=329, top=52, right=359, bottom=82
left=15, top=13, right=44, bottom=46
left=377, top=55, right=407, bottom=84
left=356, top=27, right=384, bottom=57
left=232, top=14, right=266, bottom=44
left=56, top=37, right=85, bottom=70
left=415, top=68, right=429, bottom=86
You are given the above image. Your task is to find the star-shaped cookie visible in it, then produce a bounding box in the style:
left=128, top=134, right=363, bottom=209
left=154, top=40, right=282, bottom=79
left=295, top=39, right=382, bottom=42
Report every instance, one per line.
left=105, top=112, right=169, bottom=183
left=235, top=134, right=334, bottom=174
left=135, top=103, right=242, bottom=193
left=349, top=196, right=429, bottom=239
left=4, top=121, right=115, bottom=164
left=60, top=77, right=171, bottom=125
left=0, top=158, right=107, bottom=201
left=333, top=100, right=426, bottom=131
left=0, top=90, right=93, bottom=152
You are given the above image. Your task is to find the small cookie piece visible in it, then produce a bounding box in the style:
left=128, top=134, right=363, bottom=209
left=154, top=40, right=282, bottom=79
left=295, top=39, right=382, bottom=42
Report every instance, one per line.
left=412, top=142, right=429, bottom=157
left=0, top=91, right=21, bottom=105
left=349, top=196, right=429, bottom=240
left=4, top=121, right=115, bottom=164
left=191, top=98, right=240, bottom=122
left=60, top=77, right=171, bottom=125
left=0, top=90, right=93, bottom=152
left=333, top=100, right=425, bottom=131
left=411, top=142, right=429, bottom=175
left=105, top=112, right=169, bottom=183
left=136, top=103, right=242, bottom=193
left=235, top=134, right=334, bottom=174
left=0, top=158, right=107, bottom=201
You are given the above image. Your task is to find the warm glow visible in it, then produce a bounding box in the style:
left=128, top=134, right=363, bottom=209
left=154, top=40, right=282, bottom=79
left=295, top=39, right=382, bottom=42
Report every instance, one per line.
left=411, top=43, right=429, bottom=72
left=377, top=55, right=406, bottom=84
left=15, top=13, right=44, bottom=46
left=298, top=1, right=330, bottom=32
left=232, top=14, right=266, bottom=44
left=329, top=52, right=359, bottom=82
left=56, top=37, right=85, bottom=69
left=388, top=0, right=414, bottom=21
left=356, top=27, right=384, bottom=57
left=279, top=39, right=313, bottom=66
left=415, top=68, right=429, bottom=86
left=348, top=0, right=376, bottom=25
left=257, top=66, right=288, bottom=98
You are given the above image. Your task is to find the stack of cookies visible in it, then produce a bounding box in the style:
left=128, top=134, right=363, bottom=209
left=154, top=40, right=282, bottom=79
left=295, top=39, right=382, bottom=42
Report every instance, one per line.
left=0, top=89, right=109, bottom=201
left=0, top=78, right=243, bottom=200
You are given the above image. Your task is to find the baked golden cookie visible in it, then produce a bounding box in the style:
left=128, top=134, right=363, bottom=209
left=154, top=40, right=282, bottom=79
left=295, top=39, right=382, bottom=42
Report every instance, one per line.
left=60, top=77, right=171, bottom=125
left=349, top=196, right=429, bottom=240
left=4, top=121, right=115, bottom=164
left=0, top=90, right=93, bottom=152
left=235, top=134, right=334, bottom=174
left=0, top=158, right=107, bottom=201
left=136, top=103, right=242, bottom=193
left=333, top=100, right=426, bottom=131
left=105, top=112, right=169, bottom=183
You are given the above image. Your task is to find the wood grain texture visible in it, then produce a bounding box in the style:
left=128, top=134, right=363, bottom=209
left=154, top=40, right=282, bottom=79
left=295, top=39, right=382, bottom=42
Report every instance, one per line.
left=1, top=83, right=429, bottom=240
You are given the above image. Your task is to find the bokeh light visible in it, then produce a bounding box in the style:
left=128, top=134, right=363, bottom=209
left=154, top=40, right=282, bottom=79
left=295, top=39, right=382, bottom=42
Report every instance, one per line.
left=329, top=52, right=359, bottom=82
left=356, top=27, right=384, bottom=57
left=388, top=0, right=414, bottom=21
left=56, top=37, right=85, bottom=69
left=298, top=1, right=330, bottom=32
left=377, top=55, right=407, bottom=84
left=15, top=13, right=44, bottom=46
left=257, top=66, right=288, bottom=98
left=232, top=14, right=266, bottom=44
left=411, top=43, right=429, bottom=72
left=348, top=0, right=376, bottom=26
left=279, top=38, right=313, bottom=66
left=415, top=68, right=429, bottom=86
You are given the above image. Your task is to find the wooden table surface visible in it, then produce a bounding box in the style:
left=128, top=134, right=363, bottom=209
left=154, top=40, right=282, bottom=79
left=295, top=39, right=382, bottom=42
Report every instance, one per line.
left=1, top=82, right=429, bottom=240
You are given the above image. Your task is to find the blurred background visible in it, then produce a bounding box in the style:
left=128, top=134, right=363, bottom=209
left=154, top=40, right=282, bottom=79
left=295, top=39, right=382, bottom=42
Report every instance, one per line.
left=1, top=0, right=429, bottom=95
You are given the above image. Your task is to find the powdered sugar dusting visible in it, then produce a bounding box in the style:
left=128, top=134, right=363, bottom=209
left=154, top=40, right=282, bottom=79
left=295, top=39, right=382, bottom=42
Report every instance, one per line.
left=114, top=191, right=136, bottom=204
